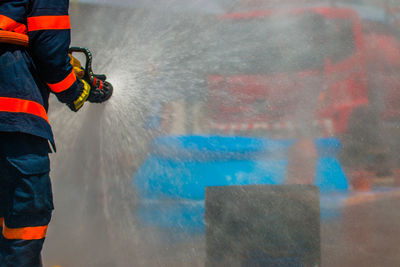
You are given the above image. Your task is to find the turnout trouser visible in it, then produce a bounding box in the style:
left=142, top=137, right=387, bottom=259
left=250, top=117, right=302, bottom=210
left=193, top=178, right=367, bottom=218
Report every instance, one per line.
left=0, top=132, right=53, bottom=267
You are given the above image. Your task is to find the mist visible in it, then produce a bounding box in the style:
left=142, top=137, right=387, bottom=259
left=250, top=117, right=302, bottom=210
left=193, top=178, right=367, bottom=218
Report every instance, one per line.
left=43, top=1, right=400, bottom=266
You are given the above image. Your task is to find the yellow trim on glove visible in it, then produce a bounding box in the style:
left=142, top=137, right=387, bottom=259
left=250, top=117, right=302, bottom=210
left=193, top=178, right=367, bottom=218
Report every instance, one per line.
left=73, top=79, right=91, bottom=111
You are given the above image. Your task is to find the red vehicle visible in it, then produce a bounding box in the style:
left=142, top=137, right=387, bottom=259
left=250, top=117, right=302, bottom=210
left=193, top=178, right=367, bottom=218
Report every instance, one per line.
left=206, top=7, right=368, bottom=137
left=361, top=19, right=400, bottom=175
left=204, top=6, right=400, bottom=175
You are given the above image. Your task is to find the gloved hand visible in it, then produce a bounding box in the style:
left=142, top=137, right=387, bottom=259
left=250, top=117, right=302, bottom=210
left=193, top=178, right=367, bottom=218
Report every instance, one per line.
left=69, top=54, right=85, bottom=79
left=69, top=53, right=113, bottom=104
left=67, top=79, right=91, bottom=112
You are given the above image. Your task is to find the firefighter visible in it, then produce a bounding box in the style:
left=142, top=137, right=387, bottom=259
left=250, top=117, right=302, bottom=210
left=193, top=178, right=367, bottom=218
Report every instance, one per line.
left=0, top=0, right=109, bottom=266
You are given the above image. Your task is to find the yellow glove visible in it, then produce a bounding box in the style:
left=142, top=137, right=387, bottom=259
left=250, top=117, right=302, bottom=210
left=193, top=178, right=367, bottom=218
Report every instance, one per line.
left=69, top=54, right=85, bottom=79
left=68, top=79, right=91, bottom=112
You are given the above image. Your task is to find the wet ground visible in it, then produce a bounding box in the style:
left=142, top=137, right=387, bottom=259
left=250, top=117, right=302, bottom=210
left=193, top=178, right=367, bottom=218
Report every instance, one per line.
left=322, top=194, right=400, bottom=267
left=41, top=2, right=400, bottom=266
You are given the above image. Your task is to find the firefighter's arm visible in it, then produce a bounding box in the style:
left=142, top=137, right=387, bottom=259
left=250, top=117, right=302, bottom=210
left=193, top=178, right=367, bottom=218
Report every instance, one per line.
left=27, top=0, right=89, bottom=111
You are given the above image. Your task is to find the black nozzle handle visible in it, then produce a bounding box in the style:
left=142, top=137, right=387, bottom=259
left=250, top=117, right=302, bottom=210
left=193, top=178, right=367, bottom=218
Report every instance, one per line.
left=68, top=46, right=94, bottom=81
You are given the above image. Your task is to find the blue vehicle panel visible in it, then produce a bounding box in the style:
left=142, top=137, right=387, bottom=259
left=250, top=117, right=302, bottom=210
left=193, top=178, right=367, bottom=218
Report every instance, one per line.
left=133, top=135, right=349, bottom=232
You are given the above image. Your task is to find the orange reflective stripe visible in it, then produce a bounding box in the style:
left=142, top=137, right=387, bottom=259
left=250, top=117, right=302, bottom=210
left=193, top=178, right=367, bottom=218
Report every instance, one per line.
left=0, top=97, right=49, bottom=123
left=0, top=30, right=29, bottom=47
left=3, top=225, right=48, bottom=240
left=27, top=15, right=70, bottom=31
left=47, top=70, right=76, bottom=93
left=0, top=15, right=27, bottom=34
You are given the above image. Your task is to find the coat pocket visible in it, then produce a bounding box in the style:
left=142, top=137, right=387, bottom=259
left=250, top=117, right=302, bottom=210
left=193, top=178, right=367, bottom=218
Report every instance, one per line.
left=6, top=154, right=54, bottom=215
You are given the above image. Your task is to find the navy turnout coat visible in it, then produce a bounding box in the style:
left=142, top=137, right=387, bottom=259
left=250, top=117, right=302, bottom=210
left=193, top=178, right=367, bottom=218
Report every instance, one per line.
left=0, top=0, right=81, bottom=144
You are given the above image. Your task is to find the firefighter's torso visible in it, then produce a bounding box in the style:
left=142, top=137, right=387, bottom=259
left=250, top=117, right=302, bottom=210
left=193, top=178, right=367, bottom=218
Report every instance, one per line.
left=0, top=0, right=76, bottom=144
left=0, top=44, right=53, bottom=142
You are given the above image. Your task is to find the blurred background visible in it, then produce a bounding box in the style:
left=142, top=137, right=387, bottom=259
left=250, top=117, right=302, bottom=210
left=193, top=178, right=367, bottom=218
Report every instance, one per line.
left=43, top=0, right=400, bottom=266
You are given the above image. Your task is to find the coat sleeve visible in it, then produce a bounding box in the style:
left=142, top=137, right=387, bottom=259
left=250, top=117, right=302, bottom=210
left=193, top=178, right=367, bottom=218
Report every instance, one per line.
left=27, top=0, right=80, bottom=104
